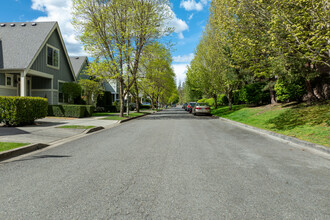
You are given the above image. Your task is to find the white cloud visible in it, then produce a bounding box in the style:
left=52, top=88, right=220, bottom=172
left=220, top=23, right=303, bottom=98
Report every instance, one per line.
left=173, top=53, right=194, bottom=63
left=166, top=6, right=189, bottom=39
left=31, top=0, right=86, bottom=56
left=188, top=13, right=194, bottom=20
left=172, top=63, right=189, bottom=84
left=180, top=0, right=209, bottom=11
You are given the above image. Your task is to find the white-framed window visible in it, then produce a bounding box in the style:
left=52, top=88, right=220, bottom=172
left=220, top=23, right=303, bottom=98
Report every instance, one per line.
left=46, top=44, right=60, bottom=69
left=5, top=74, right=14, bottom=87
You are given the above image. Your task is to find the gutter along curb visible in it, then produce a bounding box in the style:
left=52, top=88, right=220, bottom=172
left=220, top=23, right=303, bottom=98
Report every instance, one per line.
left=219, top=117, right=329, bottom=154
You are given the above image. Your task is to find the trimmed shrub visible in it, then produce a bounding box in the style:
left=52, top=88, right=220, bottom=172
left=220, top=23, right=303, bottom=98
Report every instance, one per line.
left=0, top=96, right=48, bottom=126
left=274, top=78, right=306, bottom=102
left=239, top=82, right=270, bottom=105
left=48, top=105, right=95, bottom=118
left=62, top=82, right=82, bottom=104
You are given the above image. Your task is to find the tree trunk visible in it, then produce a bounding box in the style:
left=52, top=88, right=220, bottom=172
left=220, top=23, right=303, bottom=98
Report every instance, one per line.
left=227, top=89, right=233, bottom=111
left=305, top=79, right=317, bottom=105
left=213, top=94, right=218, bottom=109
left=135, top=81, right=140, bottom=113
left=151, top=94, right=155, bottom=110
left=269, top=86, right=277, bottom=104
left=119, top=79, right=125, bottom=117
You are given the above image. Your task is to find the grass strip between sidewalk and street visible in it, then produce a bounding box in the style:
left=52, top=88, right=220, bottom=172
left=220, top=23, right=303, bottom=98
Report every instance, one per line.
left=0, top=142, right=30, bottom=153
left=56, top=125, right=96, bottom=129
left=102, top=112, right=147, bottom=120
left=211, top=102, right=330, bottom=147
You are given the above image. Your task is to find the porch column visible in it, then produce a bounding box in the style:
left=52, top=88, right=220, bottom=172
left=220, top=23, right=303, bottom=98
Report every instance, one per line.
left=20, top=72, right=26, bottom=97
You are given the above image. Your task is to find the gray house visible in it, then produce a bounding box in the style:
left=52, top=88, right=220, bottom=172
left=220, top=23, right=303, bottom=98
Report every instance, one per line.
left=0, top=22, right=75, bottom=104
left=70, top=56, right=120, bottom=103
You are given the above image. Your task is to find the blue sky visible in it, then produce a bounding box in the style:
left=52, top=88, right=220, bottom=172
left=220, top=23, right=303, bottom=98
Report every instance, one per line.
left=0, top=0, right=210, bottom=83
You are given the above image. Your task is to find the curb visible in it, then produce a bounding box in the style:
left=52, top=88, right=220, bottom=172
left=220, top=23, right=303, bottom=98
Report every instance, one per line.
left=0, top=125, right=108, bottom=162
left=119, top=113, right=150, bottom=124
left=219, top=117, right=330, bottom=154
left=0, top=143, right=49, bottom=162
left=84, top=126, right=104, bottom=134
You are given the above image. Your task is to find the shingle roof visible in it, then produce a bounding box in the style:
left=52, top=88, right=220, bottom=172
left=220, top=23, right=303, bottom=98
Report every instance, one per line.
left=0, top=22, right=56, bottom=70
left=69, top=56, right=88, bottom=77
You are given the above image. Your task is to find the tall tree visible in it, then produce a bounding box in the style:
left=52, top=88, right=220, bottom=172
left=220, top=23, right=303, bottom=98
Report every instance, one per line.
left=72, top=0, right=172, bottom=116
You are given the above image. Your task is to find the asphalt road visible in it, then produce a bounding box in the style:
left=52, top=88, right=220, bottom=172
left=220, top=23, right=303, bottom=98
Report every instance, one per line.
left=0, top=107, right=329, bottom=219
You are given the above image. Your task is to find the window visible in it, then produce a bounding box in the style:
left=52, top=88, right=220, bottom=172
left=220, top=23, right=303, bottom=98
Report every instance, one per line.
left=5, top=74, right=13, bottom=87
left=47, top=45, right=59, bottom=68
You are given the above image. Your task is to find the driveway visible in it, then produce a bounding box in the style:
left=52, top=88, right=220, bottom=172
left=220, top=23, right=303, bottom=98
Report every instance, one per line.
left=0, top=117, right=118, bottom=144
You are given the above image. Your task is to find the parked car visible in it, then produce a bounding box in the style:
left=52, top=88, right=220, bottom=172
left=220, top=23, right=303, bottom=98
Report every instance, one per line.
left=192, top=103, right=211, bottom=115
left=187, top=102, right=197, bottom=113
left=182, top=103, right=188, bottom=110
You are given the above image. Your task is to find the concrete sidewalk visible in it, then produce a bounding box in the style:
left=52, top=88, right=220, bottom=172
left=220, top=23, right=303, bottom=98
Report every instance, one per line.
left=0, top=116, right=119, bottom=145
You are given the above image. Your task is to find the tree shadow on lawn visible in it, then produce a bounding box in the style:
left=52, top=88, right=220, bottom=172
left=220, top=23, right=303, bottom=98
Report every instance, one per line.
left=267, top=104, right=329, bottom=130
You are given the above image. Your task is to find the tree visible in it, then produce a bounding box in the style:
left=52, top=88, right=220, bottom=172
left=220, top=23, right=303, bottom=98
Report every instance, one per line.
left=79, top=78, right=104, bottom=105
left=139, top=42, right=177, bottom=109
left=72, top=0, right=172, bottom=116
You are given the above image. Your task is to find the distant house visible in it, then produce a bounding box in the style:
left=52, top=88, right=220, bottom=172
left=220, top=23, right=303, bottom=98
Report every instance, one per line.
left=70, top=56, right=120, bottom=103
left=69, top=56, right=89, bottom=80
left=0, top=22, right=75, bottom=104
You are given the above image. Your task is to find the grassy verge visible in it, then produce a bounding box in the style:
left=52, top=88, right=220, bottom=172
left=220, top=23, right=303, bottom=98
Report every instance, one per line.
left=92, top=112, right=118, bottom=117
left=0, top=142, right=30, bottom=152
left=102, top=112, right=147, bottom=120
left=211, top=102, right=330, bottom=147
left=56, top=125, right=96, bottom=129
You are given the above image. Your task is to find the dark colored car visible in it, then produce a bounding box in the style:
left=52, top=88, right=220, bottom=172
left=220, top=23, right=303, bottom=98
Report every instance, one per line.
left=182, top=103, right=188, bottom=110
left=187, top=102, right=196, bottom=113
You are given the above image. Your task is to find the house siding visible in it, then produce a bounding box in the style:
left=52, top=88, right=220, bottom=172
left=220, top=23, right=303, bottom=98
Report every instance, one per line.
left=0, top=87, right=17, bottom=96
left=31, top=90, right=52, bottom=103
left=30, top=29, right=74, bottom=90
left=0, top=73, right=5, bottom=86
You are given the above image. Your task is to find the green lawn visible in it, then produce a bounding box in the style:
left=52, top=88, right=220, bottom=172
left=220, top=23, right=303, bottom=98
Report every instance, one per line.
left=56, top=125, right=96, bottom=129
left=211, top=102, right=330, bottom=147
left=92, top=112, right=118, bottom=117
left=0, top=142, right=30, bottom=152
left=102, top=112, right=147, bottom=120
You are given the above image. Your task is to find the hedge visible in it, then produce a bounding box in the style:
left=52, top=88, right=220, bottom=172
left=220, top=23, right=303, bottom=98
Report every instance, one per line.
left=48, top=105, right=95, bottom=118
left=0, top=96, right=48, bottom=126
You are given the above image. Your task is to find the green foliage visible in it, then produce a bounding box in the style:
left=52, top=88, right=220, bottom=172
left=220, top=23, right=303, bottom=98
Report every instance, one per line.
left=239, top=82, right=270, bottom=105
left=274, top=78, right=306, bottom=102
left=0, top=96, right=48, bottom=126
left=62, top=82, right=82, bottom=104
left=0, top=142, right=30, bottom=152
left=48, top=105, right=95, bottom=118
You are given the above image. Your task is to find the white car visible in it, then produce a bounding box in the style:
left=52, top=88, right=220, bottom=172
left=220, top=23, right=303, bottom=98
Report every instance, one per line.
left=192, top=103, right=211, bottom=116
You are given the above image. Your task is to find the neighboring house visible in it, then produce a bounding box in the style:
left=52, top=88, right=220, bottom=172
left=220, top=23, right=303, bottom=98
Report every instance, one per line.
left=0, top=22, right=75, bottom=104
left=106, top=79, right=120, bottom=102
left=69, top=56, right=89, bottom=80
left=70, top=56, right=120, bottom=103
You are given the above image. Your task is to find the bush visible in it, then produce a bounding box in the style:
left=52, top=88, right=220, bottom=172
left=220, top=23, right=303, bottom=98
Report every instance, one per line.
left=62, top=82, right=82, bottom=103
left=96, top=91, right=113, bottom=111
left=239, top=82, right=270, bottom=105
left=218, top=94, right=229, bottom=106
left=48, top=105, right=95, bottom=118
left=0, top=96, right=48, bottom=126
left=274, top=78, right=306, bottom=102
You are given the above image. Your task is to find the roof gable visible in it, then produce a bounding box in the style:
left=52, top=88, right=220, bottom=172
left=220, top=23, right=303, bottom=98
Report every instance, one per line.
left=0, top=22, right=56, bottom=70
left=69, top=56, right=88, bottom=77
